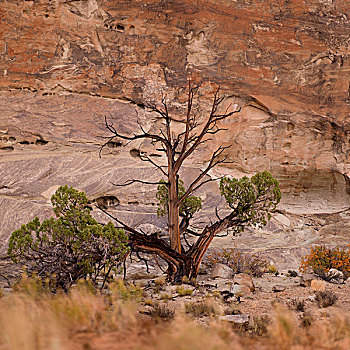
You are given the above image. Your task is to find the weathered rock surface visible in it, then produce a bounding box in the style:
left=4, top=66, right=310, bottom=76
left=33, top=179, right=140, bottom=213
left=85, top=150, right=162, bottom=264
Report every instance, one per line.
left=220, top=314, right=250, bottom=324
left=233, top=273, right=255, bottom=292
left=326, top=268, right=344, bottom=284
left=211, top=263, right=233, bottom=279
left=300, top=274, right=315, bottom=287
left=311, top=279, right=326, bottom=292
left=0, top=0, right=350, bottom=265
left=272, top=284, right=286, bottom=292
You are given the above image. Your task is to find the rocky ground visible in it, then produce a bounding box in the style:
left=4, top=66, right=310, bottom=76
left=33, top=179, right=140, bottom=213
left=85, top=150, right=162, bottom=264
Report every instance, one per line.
left=118, top=260, right=350, bottom=327
left=1, top=252, right=350, bottom=349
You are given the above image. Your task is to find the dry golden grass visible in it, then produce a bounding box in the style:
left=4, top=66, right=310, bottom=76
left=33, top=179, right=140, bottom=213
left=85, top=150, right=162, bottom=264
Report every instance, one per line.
left=1, top=278, right=350, bottom=350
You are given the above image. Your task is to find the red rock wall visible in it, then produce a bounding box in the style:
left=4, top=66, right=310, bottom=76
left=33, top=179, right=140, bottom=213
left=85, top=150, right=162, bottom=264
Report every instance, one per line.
left=0, top=0, right=350, bottom=249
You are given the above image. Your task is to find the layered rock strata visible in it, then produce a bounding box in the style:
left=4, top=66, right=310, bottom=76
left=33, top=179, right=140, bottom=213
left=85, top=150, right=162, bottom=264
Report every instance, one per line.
left=0, top=0, right=349, bottom=263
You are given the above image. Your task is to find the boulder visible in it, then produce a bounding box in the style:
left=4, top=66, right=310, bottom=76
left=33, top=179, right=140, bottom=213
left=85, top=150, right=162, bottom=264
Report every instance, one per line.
left=127, top=266, right=159, bottom=280
left=231, top=283, right=251, bottom=296
left=219, top=314, right=250, bottom=324
left=300, top=274, right=314, bottom=287
left=210, top=263, right=233, bottom=279
left=215, top=279, right=233, bottom=293
left=311, top=279, right=326, bottom=292
left=272, top=285, right=286, bottom=292
left=233, top=273, right=255, bottom=292
left=326, top=269, right=344, bottom=284
left=287, top=270, right=298, bottom=277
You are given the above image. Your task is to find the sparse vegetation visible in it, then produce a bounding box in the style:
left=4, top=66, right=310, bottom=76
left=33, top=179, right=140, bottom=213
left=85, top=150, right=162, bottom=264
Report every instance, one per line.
left=185, top=300, right=218, bottom=317
left=109, top=279, right=144, bottom=301
left=0, top=276, right=350, bottom=349
left=250, top=315, right=271, bottom=336
left=155, top=276, right=166, bottom=287
left=8, top=186, right=129, bottom=291
left=149, top=302, right=175, bottom=321
left=287, top=298, right=305, bottom=312
left=315, top=290, right=338, bottom=308
left=299, top=312, right=313, bottom=328
left=176, top=285, right=194, bottom=296
left=268, top=264, right=279, bottom=275
left=206, top=248, right=269, bottom=277
left=159, top=293, right=172, bottom=301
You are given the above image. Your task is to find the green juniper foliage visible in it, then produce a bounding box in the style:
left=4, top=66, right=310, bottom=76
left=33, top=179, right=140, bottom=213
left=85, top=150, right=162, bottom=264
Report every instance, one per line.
left=220, top=170, right=281, bottom=234
left=8, top=185, right=129, bottom=291
left=156, top=179, right=202, bottom=219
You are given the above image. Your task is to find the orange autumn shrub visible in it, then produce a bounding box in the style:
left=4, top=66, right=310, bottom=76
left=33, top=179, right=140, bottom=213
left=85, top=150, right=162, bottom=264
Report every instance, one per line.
left=300, top=244, right=350, bottom=277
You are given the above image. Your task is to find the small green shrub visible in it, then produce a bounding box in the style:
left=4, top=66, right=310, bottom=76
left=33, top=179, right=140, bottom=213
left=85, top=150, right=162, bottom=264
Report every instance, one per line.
left=144, top=298, right=154, bottom=306
left=8, top=186, right=129, bottom=291
left=159, top=293, right=172, bottom=301
left=206, top=248, right=268, bottom=277
left=109, top=279, right=144, bottom=301
left=155, top=276, right=166, bottom=287
left=176, top=285, right=193, bottom=296
left=267, top=265, right=278, bottom=274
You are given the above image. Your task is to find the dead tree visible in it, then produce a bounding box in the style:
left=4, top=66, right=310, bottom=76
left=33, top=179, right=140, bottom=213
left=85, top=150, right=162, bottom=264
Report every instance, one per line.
left=100, top=82, right=281, bottom=282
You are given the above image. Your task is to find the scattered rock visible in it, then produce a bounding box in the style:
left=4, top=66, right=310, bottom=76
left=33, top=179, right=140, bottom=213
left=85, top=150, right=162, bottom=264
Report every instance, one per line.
left=199, top=280, right=217, bottom=289
left=215, top=279, right=233, bottom=293
left=300, top=274, right=314, bottom=287
left=210, top=263, right=233, bottom=279
left=311, top=279, right=326, bottom=292
left=219, top=314, right=250, bottom=324
left=127, top=265, right=159, bottom=280
left=326, top=269, right=344, bottom=284
left=288, top=270, right=298, bottom=277
left=234, top=273, right=255, bottom=292
left=223, top=294, right=239, bottom=303
left=308, top=295, right=316, bottom=302
left=272, top=285, right=286, bottom=292
left=274, top=213, right=291, bottom=227
left=231, top=283, right=251, bottom=296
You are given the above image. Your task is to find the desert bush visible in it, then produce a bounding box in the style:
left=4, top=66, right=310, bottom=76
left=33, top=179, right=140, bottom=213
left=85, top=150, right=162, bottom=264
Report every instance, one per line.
left=1, top=278, right=350, bottom=350
left=299, top=312, right=313, bottom=328
left=185, top=300, right=218, bottom=318
left=176, top=285, right=194, bottom=296
left=155, top=276, right=166, bottom=287
left=300, top=245, right=350, bottom=277
left=109, top=279, right=144, bottom=301
left=149, top=302, right=175, bottom=321
left=315, top=290, right=337, bottom=308
left=287, top=298, right=305, bottom=312
left=8, top=185, right=129, bottom=291
left=159, top=293, right=172, bottom=301
left=250, top=315, right=271, bottom=336
left=267, top=264, right=279, bottom=275
left=206, top=248, right=268, bottom=277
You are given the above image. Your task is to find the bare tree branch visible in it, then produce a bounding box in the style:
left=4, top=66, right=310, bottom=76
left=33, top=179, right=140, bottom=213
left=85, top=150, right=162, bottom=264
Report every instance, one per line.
left=139, top=153, right=168, bottom=176
left=179, top=145, right=232, bottom=204
left=103, top=115, right=170, bottom=147
left=174, top=89, right=240, bottom=172
left=111, top=179, right=166, bottom=187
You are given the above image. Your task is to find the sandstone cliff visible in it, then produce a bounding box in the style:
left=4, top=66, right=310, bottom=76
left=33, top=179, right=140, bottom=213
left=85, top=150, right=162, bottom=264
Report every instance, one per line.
left=0, top=0, right=349, bottom=264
